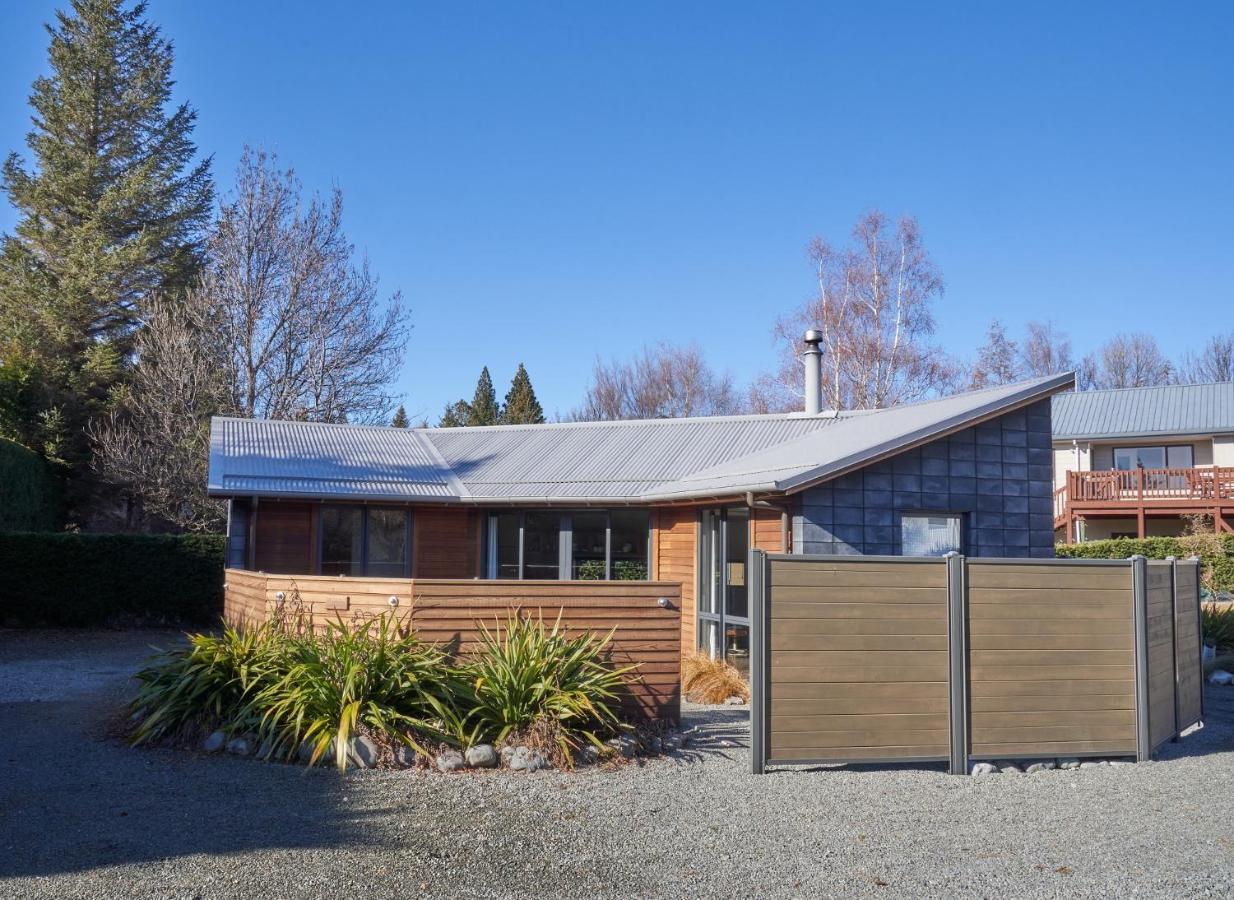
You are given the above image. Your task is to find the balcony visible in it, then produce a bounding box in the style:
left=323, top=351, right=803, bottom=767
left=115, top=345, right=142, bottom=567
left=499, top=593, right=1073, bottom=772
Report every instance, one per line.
left=1054, top=466, right=1234, bottom=536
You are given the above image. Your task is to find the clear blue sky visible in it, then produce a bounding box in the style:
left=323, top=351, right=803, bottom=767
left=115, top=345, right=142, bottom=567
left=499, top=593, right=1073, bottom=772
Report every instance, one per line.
left=3, top=1, right=1231, bottom=421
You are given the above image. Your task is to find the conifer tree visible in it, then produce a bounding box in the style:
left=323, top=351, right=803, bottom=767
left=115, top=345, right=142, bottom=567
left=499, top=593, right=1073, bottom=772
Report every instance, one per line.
left=500, top=363, right=545, bottom=424
left=391, top=405, right=409, bottom=428
left=0, top=0, right=213, bottom=478
left=437, top=400, right=470, bottom=428
left=466, top=367, right=499, bottom=426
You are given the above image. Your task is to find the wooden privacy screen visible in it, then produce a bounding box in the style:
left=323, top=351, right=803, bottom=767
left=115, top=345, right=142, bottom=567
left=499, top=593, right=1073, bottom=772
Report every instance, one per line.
left=967, top=560, right=1136, bottom=759
left=759, top=558, right=951, bottom=764
left=751, top=554, right=1204, bottom=774
left=223, top=569, right=681, bottom=722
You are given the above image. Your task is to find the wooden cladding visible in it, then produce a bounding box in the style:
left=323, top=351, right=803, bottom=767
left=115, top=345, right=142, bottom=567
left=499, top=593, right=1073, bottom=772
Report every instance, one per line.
left=223, top=569, right=681, bottom=722
left=751, top=554, right=1204, bottom=773
left=967, top=561, right=1136, bottom=758
left=766, top=559, right=950, bottom=763
left=411, top=507, right=480, bottom=578
left=253, top=502, right=313, bottom=574
left=653, top=508, right=697, bottom=659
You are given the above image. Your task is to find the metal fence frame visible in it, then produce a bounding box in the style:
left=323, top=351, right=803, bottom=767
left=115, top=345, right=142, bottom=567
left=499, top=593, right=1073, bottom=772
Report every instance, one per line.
left=750, top=551, right=1203, bottom=775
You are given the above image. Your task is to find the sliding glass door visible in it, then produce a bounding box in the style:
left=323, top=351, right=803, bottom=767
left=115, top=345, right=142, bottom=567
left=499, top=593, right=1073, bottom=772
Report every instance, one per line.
left=698, top=507, right=751, bottom=677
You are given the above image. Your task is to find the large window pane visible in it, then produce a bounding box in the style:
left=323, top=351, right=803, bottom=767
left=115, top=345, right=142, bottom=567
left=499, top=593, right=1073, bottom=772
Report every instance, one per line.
left=1167, top=446, right=1193, bottom=468
left=699, top=511, right=720, bottom=614
left=901, top=513, right=962, bottom=557
left=494, top=513, right=520, bottom=579
left=610, top=509, right=649, bottom=580
left=320, top=506, right=363, bottom=576
left=366, top=509, right=408, bottom=577
left=522, top=512, right=560, bottom=579
left=724, top=508, right=748, bottom=619
left=571, top=512, right=607, bottom=580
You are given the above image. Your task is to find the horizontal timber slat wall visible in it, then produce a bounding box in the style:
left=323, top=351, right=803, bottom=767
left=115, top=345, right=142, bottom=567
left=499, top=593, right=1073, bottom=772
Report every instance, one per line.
left=762, top=557, right=950, bottom=765
left=222, top=569, right=681, bottom=722
left=967, top=560, right=1136, bottom=760
left=750, top=553, right=1205, bottom=774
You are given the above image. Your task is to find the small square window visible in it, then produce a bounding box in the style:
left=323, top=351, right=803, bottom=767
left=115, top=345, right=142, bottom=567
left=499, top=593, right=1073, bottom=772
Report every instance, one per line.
left=901, top=513, right=962, bottom=557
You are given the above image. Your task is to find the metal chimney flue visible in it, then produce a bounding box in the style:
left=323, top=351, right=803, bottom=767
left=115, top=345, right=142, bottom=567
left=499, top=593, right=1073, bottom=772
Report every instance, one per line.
left=802, top=329, right=823, bottom=415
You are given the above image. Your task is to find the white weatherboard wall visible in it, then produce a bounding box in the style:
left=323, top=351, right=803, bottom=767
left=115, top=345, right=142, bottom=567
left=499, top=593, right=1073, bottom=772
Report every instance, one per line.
left=1053, top=441, right=1090, bottom=489
left=1215, top=436, right=1234, bottom=467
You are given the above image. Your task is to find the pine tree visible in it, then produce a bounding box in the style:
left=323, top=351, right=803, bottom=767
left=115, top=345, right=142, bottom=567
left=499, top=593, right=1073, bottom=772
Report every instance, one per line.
left=437, top=400, right=470, bottom=428
left=466, top=367, right=499, bottom=426
left=391, top=405, right=409, bottom=428
left=969, top=320, right=1021, bottom=389
left=0, top=0, right=213, bottom=478
left=500, top=363, right=545, bottom=424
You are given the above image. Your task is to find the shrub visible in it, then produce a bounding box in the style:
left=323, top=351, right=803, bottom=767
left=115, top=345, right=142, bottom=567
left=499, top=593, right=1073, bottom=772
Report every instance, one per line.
left=0, top=533, right=224, bottom=626
left=459, top=614, right=633, bottom=761
left=681, top=652, right=749, bottom=704
left=0, top=437, right=62, bottom=532
left=128, top=612, right=638, bottom=771
left=252, top=615, right=455, bottom=771
left=1056, top=534, right=1234, bottom=593
left=1203, top=602, right=1234, bottom=654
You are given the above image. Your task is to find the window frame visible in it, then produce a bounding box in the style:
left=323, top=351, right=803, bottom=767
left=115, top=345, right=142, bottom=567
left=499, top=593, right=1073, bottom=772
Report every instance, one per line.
left=1112, top=444, right=1194, bottom=471
left=315, top=504, right=413, bottom=578
left=484, top=510, right=652, bottom=581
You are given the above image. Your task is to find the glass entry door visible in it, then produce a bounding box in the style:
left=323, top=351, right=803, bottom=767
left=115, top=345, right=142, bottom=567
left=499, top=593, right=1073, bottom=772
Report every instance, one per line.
left=698, top=507, right=751, bottom=677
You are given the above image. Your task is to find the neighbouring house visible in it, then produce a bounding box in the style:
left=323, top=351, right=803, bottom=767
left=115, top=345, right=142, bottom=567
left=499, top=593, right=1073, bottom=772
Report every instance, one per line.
left=207, top=335, right=1073, bottom=677
left=1052, top=381, right=1234, bottom=542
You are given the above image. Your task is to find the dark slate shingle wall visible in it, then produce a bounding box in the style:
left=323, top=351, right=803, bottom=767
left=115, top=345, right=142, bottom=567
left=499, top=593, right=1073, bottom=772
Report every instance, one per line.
left=792, top=398, right=1055, bottom=558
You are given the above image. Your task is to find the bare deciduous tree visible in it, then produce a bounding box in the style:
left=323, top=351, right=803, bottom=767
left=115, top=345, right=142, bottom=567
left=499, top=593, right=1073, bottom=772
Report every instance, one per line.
left=969, top=320, right=1020, bottom=388
left=573, top=342, right=742, bottom=420
left=92, top=297, right=233, bottom=531
left=92, top=146, right=409, bottom=530
left=1080, top=333, right=1173, bottom=390
left=758, top=211, right=957, bottom=411
left=1179, top=333, right=1234, bottom=384
left=208, top=146, right=409, bottom=423
left=1020, top=320, right=1074, bottom=378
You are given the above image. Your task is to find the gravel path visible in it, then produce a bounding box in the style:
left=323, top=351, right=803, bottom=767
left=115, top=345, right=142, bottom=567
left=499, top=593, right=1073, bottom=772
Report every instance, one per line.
left=2, top=629, right=1232, bottom=899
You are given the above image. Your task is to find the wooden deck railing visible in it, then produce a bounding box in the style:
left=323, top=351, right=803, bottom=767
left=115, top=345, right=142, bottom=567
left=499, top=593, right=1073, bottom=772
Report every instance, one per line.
left=1064, top=466, right=1234, bottom=504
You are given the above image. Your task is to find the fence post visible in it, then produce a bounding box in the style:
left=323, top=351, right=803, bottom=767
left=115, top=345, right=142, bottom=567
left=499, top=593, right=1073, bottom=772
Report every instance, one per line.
left=750, top=549, right=767, bottom=775
left=1130, top=555, right=1152, bottom=761
left=945, top=551, right=969, bottom=776
left=1191, top=555, right=1205, bottom=723
left=1166, top=556, right=1181, bottom=741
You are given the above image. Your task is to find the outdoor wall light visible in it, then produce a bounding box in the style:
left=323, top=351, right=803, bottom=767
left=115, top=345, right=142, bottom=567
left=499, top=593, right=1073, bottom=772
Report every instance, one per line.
left=274, top=591, right=285, bottom=603
left=657, top=597, right=671, bottom=609
left=388, top=596, right=399, bottom=607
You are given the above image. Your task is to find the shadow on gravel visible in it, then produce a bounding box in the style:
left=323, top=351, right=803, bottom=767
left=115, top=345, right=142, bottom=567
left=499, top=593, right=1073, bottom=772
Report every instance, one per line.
left=0, top=631, right=390, bottom=880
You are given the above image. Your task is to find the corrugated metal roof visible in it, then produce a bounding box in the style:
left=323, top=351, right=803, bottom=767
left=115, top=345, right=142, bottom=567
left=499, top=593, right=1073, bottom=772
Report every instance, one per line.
left=207, top=373, right=1075, bottom=503
left=643, top=374, right=1074, bottom=499
left=423, top=415, right=841, bottom=500
left=1052, top=382, right=1234, bottom=440
left=208, top=418, right=460, bottom=501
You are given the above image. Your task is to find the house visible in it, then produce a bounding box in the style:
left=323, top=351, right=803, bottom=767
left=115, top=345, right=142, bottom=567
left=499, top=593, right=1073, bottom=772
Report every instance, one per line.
left=207, top=335, right=1073, bottom=676
left=1051, top=381, right=1234, bottom=542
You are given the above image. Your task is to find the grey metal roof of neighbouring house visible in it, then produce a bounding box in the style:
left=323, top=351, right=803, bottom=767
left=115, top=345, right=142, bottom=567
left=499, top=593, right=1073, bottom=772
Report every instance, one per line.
left=207, top=372, right=1074, bottom=504
left=1052, top=382, right=1234, bottom=441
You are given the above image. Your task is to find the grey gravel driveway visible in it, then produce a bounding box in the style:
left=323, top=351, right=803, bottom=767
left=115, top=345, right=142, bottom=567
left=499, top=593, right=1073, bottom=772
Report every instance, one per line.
left=2, top=629, right=1232, bottom=899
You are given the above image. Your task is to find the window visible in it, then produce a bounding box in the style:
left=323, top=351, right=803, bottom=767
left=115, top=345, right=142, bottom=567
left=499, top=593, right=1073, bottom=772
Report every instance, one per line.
left=486, top=510, right=650, bottom=580
left=319, top=506, right=410, bottom=577
left=1113, top=445, right=1193, bottom=470
left=697, top=507, right=750, bottom=677
left=901, top=513, right=962, bottom=557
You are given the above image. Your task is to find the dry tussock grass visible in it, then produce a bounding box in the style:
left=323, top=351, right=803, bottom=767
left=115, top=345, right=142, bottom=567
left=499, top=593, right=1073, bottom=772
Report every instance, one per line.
left=681, top=652, right=749, bottom=704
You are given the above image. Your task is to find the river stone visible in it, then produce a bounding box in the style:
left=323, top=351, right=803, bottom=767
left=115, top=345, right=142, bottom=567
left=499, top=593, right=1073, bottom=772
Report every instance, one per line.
left=507, top=746, right=550, bottom=772
left=970, top=762, right=999, bottom=776
left=466, top=744, right=498, bottom=768
left=350, top=736, right=380, bottom=769
left=1058, top=758, right=1081, bottom=770
left=202, top=730, right=226, bottom=753
left=1209, top=669, right=1233, bottom=686
left=392, top=744, right=419, bottom=768
left=225, top=736, right=251, bottom=756
left=436, top=750, right=465, bottom=773
left=724, top=696, right=745, bottom=706
left=998, top=762, right=1023, bottom=774
left=576, top=745, right=601, bottom=766
left=606, top=736, right=639, bottom=759
left=1026, top=761, right=1056, bottom=773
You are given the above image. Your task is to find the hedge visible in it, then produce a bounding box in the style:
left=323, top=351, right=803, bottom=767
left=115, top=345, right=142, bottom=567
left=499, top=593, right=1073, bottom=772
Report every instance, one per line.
left=0, top=437, right=62, bottom=532
left=0, top=533, right=225, bottom=627
left=1056, top=535, right=1234, bottom=594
